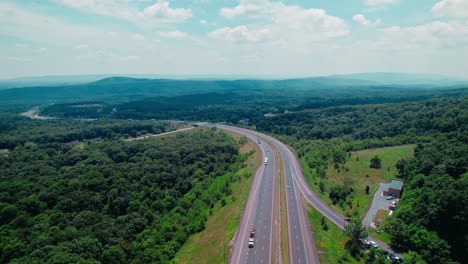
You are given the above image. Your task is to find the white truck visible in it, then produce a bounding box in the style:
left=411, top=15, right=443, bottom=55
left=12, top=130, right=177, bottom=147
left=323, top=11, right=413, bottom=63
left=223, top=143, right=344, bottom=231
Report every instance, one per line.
left=248, top=229, right=255, bottom=248
left=264, top=157, right=268, bottom=165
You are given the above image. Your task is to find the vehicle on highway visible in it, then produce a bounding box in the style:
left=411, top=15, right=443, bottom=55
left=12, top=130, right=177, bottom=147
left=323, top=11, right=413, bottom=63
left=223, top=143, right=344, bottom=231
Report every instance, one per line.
left=388, top=253, right=403, bottom=263
left=386, top=196, right=394, bottom=200
left=248, top=229, right=255, bottom=248
left=369, top=240, right=379, bottom=249
left=257, top=139, right=261, bottom=144
left=264, top=157, right=268, bottom=165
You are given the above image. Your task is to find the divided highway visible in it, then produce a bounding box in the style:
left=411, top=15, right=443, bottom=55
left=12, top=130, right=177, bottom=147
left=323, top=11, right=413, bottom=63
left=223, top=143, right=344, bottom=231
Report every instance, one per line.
left=225, top=126, right=277, bottom=264
left=215, top=124, right=397, bottom=264
left=220, top=125, right=318, bottom=264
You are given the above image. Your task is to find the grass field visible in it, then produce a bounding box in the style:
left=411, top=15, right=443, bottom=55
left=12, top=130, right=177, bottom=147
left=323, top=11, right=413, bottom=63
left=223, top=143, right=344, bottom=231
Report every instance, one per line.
left=173, top=131, right=261, bottom=264
left=327, top=145, right=415, bottom=217
left=307, top=205, right=362, bottom=264
left=301, top=145, right=414, bottom=219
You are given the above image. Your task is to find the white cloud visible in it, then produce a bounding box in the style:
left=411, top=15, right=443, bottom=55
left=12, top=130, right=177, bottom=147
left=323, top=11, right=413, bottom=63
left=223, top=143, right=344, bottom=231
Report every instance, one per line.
left=142, top=0, right=192, bottom=23
left=107, top=31, right=118, bottom=37
left=54, top=0, right=135, bottom=21
left=200, top=19, right=207, bottom=25
left=353, top=14, right=381, bottom=26
left=132, top=33, right=145, bottom=40
left=75, top=43, right=89, bottom=50
left=209, top=26, right=271, bottom=43
left=432, top=0, right=468, bottom=18
left=38, top=47, right=48, bottom=54
left=219, top=1, right=349, bottom=41
left=366, top=21, right=468, bottom=51
left=160, top=30, right=188, bottom=39
left=221, top=0, right=268, bottom=18
left=55, top=0, right=192, bottom=25
left=363, top=0, right=399, bottom=7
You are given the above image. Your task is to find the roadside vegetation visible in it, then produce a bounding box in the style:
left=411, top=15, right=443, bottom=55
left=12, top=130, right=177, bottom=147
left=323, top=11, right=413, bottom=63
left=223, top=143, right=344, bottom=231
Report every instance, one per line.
left=307, top=206, right=360, bottom=264
left=174, top=133, right=260, bottom=263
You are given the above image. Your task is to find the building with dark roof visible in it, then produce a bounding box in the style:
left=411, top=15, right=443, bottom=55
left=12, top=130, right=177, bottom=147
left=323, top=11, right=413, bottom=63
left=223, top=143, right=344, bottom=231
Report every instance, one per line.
left=386, top=180, right=404, bottom=198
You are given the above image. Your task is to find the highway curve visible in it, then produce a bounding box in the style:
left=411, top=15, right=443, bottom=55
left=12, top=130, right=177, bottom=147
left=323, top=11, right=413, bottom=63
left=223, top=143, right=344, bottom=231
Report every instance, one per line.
left=220, top=125, right=318, bottom=264
left=217, top=124, right=398, bottom=263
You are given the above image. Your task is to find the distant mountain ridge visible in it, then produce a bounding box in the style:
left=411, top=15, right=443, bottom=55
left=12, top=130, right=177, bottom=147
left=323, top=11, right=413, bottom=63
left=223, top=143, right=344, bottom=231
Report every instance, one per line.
left=1, top=72, right=467, bottom=90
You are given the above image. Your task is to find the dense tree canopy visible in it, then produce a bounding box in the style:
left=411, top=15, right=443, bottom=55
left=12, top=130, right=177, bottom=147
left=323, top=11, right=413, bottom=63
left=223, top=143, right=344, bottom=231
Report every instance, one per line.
left=0, top=128, right=243, bottom=263
left=0, top=114, right=171, bottom=149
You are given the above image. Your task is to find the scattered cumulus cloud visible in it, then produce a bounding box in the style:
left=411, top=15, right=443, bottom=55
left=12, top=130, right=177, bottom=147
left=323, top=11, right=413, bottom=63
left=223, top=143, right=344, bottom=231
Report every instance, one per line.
left=143, top=0, right=192, bottom=23
left=55, top=0, right=192, bottom=25
left=367, top=21, right=468, bottom=51
left=218, top=0, right=350, bottom=42
left=38, top=47, right=48, bottom=54
left=220, top=0, right=268, bottom=18
left=200, top=19, right=207, bottom=25
left=353, top=14, right=381, bottom=26
left=209, top=26, right=271, bottom=43
left=432, top=0, right=468, bottom=18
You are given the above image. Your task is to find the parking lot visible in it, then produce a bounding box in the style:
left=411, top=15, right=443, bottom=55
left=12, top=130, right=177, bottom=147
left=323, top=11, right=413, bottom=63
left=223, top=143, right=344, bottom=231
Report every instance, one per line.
left=363, top=182, right=395, bottom=228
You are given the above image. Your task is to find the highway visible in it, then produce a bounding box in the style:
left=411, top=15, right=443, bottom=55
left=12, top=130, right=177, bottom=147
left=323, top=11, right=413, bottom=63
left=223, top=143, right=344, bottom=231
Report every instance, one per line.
left=220, top=125, right=318, bottom=264
left=224, top=126, right=277, bottom=264
left=217, top=124, right=398, bottom=263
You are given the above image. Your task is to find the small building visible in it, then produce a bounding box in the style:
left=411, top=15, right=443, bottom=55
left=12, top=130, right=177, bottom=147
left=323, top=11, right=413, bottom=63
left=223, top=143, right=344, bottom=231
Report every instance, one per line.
left=385, top=180, right=404, bottom=198
left=0, top=149, right=9, bottom=157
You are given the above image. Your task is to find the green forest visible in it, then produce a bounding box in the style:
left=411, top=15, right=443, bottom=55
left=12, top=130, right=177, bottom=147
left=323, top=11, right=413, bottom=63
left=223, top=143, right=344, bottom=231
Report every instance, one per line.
left=0, top=126, right=247, bottom=263
left=260, top=98, right=467, bottom=264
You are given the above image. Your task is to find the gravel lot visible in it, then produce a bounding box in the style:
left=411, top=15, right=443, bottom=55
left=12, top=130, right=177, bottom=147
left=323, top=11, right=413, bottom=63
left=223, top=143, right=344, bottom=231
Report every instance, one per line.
left=363, top=183, right=395, bottom=228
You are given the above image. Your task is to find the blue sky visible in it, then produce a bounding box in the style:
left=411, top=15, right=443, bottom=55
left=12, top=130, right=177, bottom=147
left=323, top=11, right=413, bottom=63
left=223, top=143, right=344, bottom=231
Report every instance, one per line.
left=1, top=0, right=467, bottom=78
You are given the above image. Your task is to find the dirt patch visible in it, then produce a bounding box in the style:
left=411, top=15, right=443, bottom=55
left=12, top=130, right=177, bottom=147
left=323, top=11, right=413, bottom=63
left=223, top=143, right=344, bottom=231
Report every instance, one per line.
left=372, top=209, right=390, bottom=226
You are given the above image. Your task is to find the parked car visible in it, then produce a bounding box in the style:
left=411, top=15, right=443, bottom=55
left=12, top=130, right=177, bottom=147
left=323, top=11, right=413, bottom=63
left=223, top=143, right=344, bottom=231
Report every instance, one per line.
left=386, top=196, right=394, bottom=200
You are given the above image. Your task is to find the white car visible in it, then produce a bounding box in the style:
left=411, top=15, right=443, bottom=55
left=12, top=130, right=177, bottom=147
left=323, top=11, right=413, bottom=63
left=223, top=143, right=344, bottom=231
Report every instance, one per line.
left=248, top=238, right=254, bottom=248
left=386, top=196, right=394, bottom=200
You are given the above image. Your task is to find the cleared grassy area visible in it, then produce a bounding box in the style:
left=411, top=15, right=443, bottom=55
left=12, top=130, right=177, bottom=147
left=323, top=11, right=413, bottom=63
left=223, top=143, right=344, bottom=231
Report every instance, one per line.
left=307, top=205, right=362, bottom=264
left=373, top=209, right=390, bottom=223
left=173, top=131, right=261, bottom=264
left=326, top=145, right=415, bottom=217
left=369, top=229, right=392, bottom=245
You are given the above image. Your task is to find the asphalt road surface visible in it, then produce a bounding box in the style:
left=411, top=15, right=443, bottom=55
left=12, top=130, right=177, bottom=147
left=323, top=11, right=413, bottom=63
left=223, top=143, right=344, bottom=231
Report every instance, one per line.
left=223, top=126, right=276, bottom=264
left=220, top=125, right=318, bottom=264
left=216, top=124, right=399, bottom=263
left=263, top=131, right=396, bottom=253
